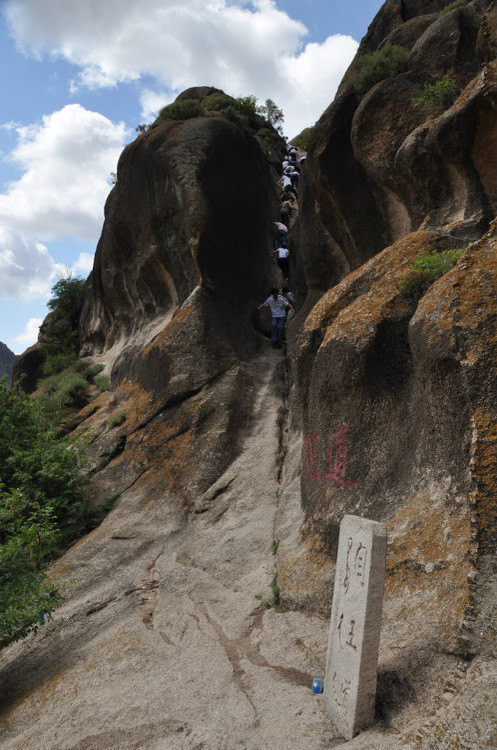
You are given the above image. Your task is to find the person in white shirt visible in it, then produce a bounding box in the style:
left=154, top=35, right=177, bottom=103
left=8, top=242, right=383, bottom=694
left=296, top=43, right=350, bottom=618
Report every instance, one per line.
left=257, top=287, right=295, bottom=348
left=274, top=243, right=290, bottom=278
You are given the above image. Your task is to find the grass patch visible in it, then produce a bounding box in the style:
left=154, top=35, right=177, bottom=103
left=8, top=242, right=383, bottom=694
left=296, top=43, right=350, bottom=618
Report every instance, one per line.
left=109, top=411, right=126, bottom=429
left=439, top=0, right=467, bottom=16
left=94, top=375, right=110, bottom=393
left=398, top=247, right=465, bottom=294
left=352, top=44, right=409, bottom=95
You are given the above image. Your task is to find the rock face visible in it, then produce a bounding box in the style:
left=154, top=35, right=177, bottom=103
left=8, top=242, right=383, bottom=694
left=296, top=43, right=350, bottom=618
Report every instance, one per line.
left=0, top=341, right=15, bottom=385
left=1, top=4, right=496, bottom=750
left=300, top=0, right=496, bottom=294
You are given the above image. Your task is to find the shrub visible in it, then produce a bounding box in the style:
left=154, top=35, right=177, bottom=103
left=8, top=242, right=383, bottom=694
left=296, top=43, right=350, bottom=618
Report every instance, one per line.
left=398, top=247, right=465, bottom=293
left=0, top=486, right=63, bottom=647
left=37, top=370, right=90, bottom=419
left=353, top=44, right=409, bottom=95
left=94, top=375, right=110, bottom=393
left=109, top=410, right=126, bottom=428
left=439, top=0, right=467, bottom=16
left=154, top=99, right=205, bottom=126
left=413, top=76, right=458, bottom=108
left=87, top=363, right=104, bottom=378
left=42, top=351, right=79, bottom=377
left=0, top=378, right=90, bottom=547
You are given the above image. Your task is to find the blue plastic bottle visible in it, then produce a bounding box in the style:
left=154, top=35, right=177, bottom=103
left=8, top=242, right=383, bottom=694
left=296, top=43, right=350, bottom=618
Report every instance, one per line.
left=312, top=677, right=323, bottom=693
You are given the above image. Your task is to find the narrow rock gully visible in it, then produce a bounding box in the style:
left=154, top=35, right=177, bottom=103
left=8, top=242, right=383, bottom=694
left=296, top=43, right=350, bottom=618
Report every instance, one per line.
left=0, top=347, right=338, bottom=750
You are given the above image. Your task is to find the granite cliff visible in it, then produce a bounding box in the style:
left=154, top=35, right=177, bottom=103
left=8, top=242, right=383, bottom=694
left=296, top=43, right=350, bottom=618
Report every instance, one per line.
left=2, top=1, right=496, bottom=749
left=0, top=341, right=15, bottom=385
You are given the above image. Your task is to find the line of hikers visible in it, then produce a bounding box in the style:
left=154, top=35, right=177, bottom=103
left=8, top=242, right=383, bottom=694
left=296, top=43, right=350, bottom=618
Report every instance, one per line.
left=258, top=141, right=304, bottom=349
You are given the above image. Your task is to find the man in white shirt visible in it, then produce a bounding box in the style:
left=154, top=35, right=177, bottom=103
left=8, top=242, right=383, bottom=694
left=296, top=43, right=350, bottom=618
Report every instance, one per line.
left=275, top=243, right=290, bottom=278
left=257, top=287, right=295, bottom=349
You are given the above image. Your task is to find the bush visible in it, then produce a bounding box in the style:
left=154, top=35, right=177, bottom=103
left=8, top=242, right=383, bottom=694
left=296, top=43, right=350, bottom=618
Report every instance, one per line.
left=42, top=351, right=79, bottom=377
left=413, top=76, right=458, bottom=108
left=0, top=378, right=90, bottom=544
left=87, top=363, right=104, bottom=378
left=439, top=0, right=467, bottom=16
left=94, top=375, right=110, bottom=393
left=37, top=370, right=90, bottom=419
left=0, top=486, right=63, bottom=647
left=154, top=99, right=205, bottom=126
left=109, top=411, right=126, bottom=428
left=398, top=248, right=465, bottom=293
left=353, top=45, right=409, bottom=95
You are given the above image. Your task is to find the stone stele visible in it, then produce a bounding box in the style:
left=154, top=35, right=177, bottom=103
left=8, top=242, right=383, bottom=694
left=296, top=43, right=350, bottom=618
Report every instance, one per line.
left=324, top=514, right=387, bottom=739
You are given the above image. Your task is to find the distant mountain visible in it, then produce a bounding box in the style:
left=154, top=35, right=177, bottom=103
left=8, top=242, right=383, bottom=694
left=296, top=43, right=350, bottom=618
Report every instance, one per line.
left=0, top=341, right=16, bottom=385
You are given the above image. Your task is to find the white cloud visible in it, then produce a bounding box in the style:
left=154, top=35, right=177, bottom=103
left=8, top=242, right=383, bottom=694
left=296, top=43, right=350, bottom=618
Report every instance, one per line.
left=73, top=251, right=94, bottom=274
left=0, top=226, right=64, bottom=301
left=0, top=104, right=127, bottom=242
left=4, top=0, right=357, bottom=136
left=139, top=89, right=174, bottom=123
left=281, top=34, right=358, bottom=133
left=13, top=316, right=43, bottom=350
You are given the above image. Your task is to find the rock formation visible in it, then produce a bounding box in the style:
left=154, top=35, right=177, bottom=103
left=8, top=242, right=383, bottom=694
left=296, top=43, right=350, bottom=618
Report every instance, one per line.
left=0, top=341, right=15, bottom=385
left=1, top=2, right=496, bottom=749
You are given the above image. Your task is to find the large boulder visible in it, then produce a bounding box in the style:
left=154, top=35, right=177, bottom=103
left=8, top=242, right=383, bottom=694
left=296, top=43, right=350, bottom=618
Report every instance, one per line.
left=299, top=1, right=496, bottom=298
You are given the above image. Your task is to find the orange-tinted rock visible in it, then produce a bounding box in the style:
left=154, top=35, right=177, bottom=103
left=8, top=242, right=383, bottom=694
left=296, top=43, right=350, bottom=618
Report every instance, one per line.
left=288, top=223, right=497, bottom=662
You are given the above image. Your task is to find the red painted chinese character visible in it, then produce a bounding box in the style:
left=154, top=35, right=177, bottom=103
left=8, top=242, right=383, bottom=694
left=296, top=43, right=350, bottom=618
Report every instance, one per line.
left=304, top=433, right=321, bottom=481
left=325, top=424, right=359, bottom=488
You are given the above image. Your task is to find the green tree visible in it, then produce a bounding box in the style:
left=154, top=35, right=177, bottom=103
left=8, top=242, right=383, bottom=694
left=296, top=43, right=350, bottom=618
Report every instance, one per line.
left=0, top=486, right=62, bottom=648
left=257, top=98, right=284, bottom=133
left=39, top=275, right=86, bottom=358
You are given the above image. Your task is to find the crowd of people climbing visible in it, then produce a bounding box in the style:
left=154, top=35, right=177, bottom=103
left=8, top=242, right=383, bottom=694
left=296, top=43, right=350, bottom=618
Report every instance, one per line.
left=258, top=141, right=305, bottom=349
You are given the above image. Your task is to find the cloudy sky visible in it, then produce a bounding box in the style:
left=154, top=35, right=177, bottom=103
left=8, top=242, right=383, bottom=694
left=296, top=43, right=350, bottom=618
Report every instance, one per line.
left=0, top=0, right=383, bottom=354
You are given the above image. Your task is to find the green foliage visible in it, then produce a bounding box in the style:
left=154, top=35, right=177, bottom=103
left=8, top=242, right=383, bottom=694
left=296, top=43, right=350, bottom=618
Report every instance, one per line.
left=0, top=486, right=63, bottom=647
left=439, top=0, right=467, bottom=16
left=39, top=276, right=86, bottom=358
left=291, top=127, right=312, bottom=151
left=264, top=567, right=280, bottom=608
left=94, top=375, right=110, bottom=393
left=87, top=363, right=104, bottom=378
left=0, top=378, right=101, bottom=647
left=109, top=410, right=126, bottom=429
left=210, top=94, right=261, bottom=130
left=353, top=44, right=409, bottom=95
left=42, top=350, right=79, bottom=377
left=413, top=75, right=458, bottom=108
left=154, top=98, right=206, bottom=126
left=271, top=538, right=279, bottom=556
left=256, top=98, right=284, bottom=133
left=398, top=248, right=465, bottom=293
left=37, top=369, right=90, bottom=420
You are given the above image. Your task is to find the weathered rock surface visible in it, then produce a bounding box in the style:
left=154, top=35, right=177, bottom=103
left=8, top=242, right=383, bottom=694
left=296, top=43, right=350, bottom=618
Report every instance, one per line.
left=1, top=2, right=496, bottom=749
left=0, top=341, right=15, bottom=385
left=301, top=0, right=496, bottom=294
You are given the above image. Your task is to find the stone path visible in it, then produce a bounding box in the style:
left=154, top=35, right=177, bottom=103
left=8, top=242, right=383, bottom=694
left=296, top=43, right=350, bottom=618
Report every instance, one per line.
left=0, top=349, right=338, bottom=750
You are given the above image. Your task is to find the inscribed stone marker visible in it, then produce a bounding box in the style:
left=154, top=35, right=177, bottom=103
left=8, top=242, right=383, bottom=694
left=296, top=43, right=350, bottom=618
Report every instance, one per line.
left=323, top=514, right=387, bottom=740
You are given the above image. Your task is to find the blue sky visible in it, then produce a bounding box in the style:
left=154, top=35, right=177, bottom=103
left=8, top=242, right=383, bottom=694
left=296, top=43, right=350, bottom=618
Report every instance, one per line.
left=0, top=0, right=383, bottom=354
